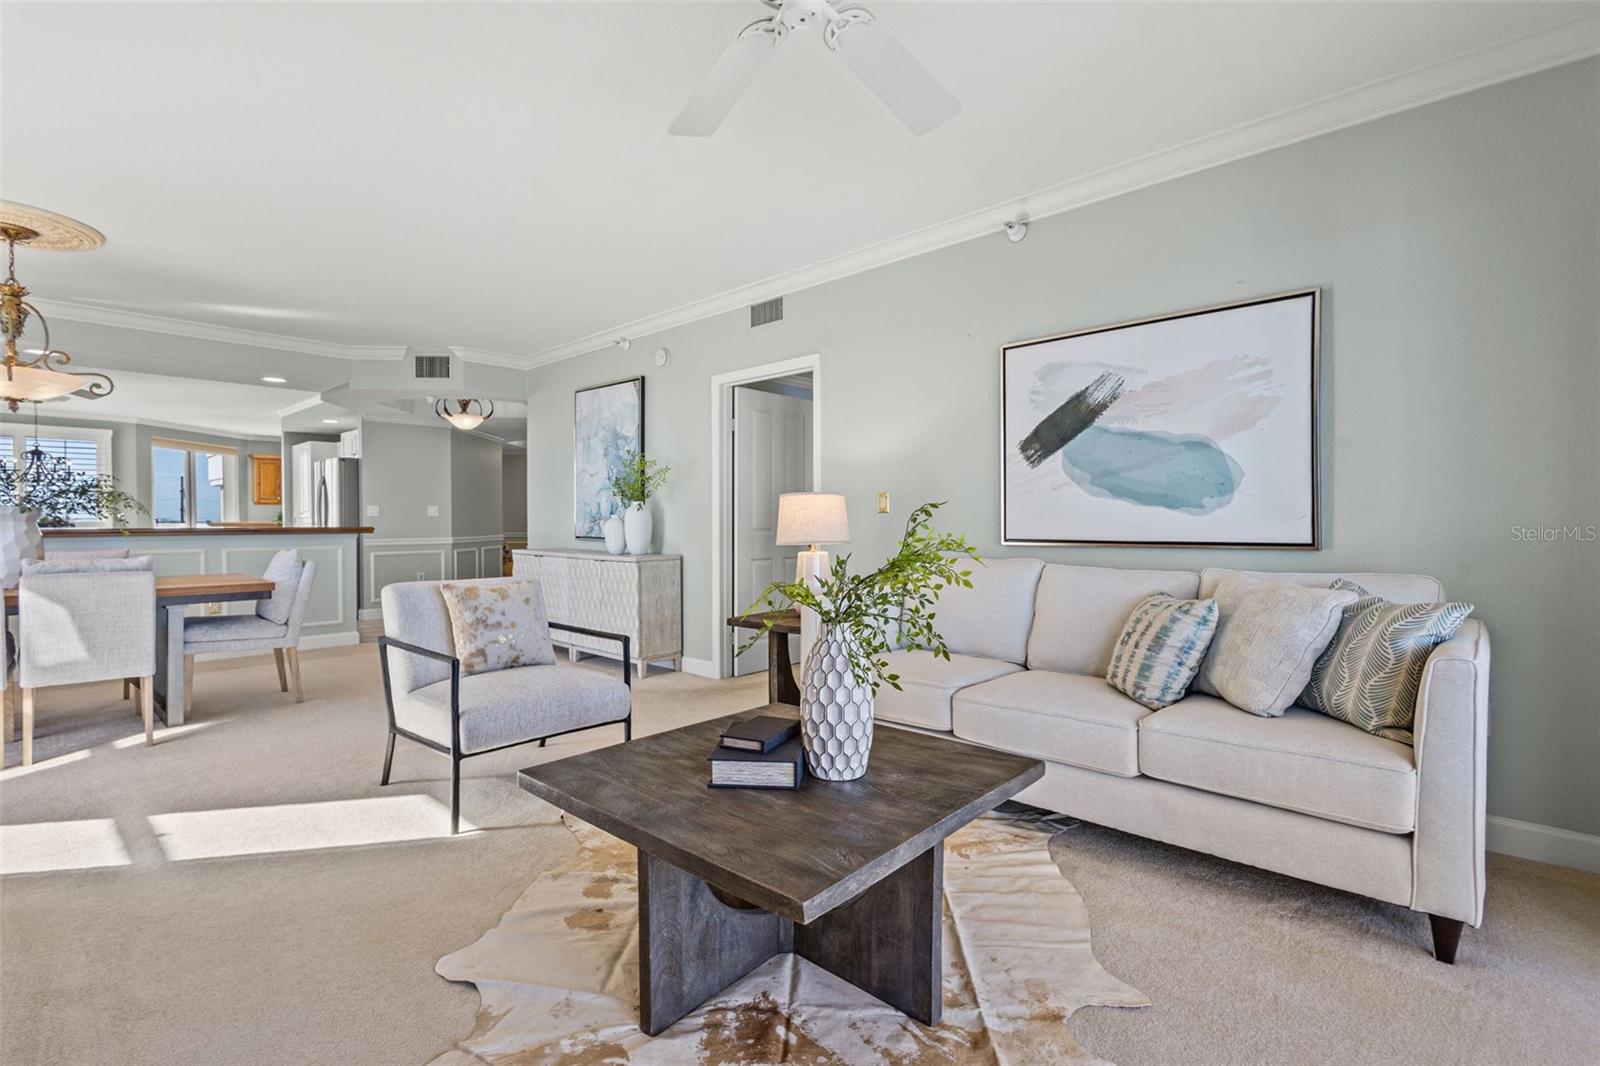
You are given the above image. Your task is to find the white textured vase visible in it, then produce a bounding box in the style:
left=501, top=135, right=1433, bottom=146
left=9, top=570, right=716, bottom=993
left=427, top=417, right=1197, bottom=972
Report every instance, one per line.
left=602, top=514, right=626, bottom=555
left=622, top=502, right=652, bottom=556
left=0, top=506, right=43, bottom=590
left=799, top=624, right=875, bottom=781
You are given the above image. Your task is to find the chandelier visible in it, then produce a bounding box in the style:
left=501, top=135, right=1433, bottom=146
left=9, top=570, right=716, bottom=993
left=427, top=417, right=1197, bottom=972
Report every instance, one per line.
left=0, top=202, right=116, bottom=413
left=435, top=397, right=494, bottom=431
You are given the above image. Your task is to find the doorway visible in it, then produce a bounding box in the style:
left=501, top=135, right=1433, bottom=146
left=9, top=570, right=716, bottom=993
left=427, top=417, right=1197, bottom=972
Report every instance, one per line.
left=709, top=354, right=821, bottom=680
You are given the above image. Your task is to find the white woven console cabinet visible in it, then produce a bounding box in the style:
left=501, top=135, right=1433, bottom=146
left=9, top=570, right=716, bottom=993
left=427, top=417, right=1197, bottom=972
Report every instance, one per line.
left=511, top=549, right=683, bottom=677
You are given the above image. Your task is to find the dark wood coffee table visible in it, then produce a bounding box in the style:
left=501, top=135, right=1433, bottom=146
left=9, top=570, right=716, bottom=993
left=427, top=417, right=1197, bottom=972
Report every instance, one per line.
left=518, top=705, right=1043, bottom=1035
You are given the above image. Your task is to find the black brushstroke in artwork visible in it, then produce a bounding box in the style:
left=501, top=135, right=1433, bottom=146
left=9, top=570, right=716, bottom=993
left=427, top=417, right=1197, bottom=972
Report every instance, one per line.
left=1018, top=372, right=1125, bottom=467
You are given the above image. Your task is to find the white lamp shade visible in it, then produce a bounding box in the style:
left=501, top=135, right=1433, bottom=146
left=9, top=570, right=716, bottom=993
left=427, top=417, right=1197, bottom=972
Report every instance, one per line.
left=776, top=492, right=849, bottom=546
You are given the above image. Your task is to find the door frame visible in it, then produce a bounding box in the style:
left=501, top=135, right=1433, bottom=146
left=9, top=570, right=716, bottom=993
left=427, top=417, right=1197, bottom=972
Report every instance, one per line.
left=708, top=353, right=822, bottom=680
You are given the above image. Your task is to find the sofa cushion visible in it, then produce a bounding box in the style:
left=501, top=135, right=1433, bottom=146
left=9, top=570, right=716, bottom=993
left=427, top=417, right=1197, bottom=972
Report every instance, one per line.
left=395, top=662, right=630, bottom=754
left=1027, top=564, right=1201, bottom=675
left=926, top=557, right=1043, bottom=664
left=1191, top=575, right=1357, bottom=716
left=875, top=650, right=1023, bottom=731
left=1138, top=697, right=1417, bottom=832
left=1198, top=568, right=1442, bottom=605
left=953, top=670, right=1151, bottom=777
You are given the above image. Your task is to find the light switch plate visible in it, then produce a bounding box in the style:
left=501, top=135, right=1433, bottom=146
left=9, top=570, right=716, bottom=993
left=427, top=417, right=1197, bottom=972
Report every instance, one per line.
left=366, top=504, right=380, bottom=518
left=427, top=505, right=440, bottom=517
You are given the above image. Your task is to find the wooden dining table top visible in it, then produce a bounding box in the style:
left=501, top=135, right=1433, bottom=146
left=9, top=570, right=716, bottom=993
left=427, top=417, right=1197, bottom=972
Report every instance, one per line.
left=4, top=572, right=275, bottom=612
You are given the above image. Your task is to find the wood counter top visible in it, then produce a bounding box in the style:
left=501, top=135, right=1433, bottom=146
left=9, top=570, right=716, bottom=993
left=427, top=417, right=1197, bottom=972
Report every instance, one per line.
left=42, top=526, right=375, bottom=537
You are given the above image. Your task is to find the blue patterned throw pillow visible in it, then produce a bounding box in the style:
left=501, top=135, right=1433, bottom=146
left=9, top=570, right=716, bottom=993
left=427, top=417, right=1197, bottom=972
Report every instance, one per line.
left=1300, top=580, right=1474, bottom=744
left=1106, top=594, right=1219, bottom=710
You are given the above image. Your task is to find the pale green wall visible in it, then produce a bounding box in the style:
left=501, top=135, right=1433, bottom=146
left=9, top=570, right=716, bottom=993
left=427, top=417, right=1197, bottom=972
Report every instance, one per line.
left=525, top=60, right=1600, bottom=836
left=502, top=452, right=527, bottom=536
left=449, top=432, right=503, bottom=539
left=358, top=419, right=453, bottom=539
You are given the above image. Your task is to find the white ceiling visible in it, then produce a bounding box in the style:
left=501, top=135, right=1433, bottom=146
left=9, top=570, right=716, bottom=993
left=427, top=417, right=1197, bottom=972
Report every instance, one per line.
left=17, top=368, right=316, bottom=438
left=3, top=2, right=1596, bottom=365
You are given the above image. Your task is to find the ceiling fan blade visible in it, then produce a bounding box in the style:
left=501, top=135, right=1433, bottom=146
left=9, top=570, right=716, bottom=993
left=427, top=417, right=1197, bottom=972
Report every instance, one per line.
left=830, top=11, right=959, bottom=135
left=669, top=19, right=784, bottom=137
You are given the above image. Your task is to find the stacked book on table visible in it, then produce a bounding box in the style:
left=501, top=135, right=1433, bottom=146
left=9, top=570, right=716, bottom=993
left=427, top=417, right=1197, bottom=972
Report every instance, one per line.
left=707, top=715, right=804, bottom=790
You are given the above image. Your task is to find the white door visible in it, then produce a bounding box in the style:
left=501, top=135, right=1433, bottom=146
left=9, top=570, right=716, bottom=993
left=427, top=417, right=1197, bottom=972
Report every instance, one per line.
left=731, top=385, right=813, bottom=676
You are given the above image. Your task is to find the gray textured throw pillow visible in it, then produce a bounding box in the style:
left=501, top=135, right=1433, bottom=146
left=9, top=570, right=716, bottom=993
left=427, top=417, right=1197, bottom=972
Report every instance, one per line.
left=1301, top=580, right=1474, bottom=744
left=1193, top=575, right=1357, bottom=716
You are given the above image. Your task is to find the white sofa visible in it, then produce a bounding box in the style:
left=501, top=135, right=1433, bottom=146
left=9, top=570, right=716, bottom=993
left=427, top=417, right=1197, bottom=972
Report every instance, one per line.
left=878, top=559, right=1488, bottom=962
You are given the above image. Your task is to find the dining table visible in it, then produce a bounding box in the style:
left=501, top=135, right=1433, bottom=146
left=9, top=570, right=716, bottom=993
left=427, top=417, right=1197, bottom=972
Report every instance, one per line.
left=5, top=572, right=276, bottom=727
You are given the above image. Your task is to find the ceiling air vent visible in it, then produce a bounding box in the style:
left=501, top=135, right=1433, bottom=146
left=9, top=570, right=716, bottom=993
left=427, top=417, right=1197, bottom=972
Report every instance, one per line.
left=749, top=296, right=784, bottom=328
left=413, top=354, right=452, bottom=380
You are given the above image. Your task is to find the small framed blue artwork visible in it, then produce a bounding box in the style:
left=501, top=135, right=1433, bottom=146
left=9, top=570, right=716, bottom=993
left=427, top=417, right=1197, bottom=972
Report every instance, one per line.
left=1001, top=289, right=1320, bottom=548
left=573, top=376, right=644, bottom=539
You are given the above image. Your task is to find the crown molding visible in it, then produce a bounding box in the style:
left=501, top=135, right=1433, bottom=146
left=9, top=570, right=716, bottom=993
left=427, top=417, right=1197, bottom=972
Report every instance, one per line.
left=274, top=396, right=327, bottom=419
left=447, top=346, right=527, bottom=369
left=524, top=15, right=1600, bottom=368
left=29, top=299, right=410, bottom=361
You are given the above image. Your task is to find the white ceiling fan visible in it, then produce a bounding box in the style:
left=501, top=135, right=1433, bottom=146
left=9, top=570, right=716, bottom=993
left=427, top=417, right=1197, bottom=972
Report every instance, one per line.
left=669, top=0, right=960, bottom=137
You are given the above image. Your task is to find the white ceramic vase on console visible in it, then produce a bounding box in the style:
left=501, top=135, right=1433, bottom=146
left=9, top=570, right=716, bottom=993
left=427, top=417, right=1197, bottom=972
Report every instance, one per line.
left=623, top=502, right=652, bottom=556
left=0, top=506, right=43, bottom=589
left=602, top=514, right=626, bottom=555
left=799, top=623, right=874, bottom=781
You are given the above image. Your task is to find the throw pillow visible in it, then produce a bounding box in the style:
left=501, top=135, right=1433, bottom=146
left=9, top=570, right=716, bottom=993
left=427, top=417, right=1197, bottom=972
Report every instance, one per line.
left=439, top=580, right=556, bottom=676
left=1193, top=575, right=1358, bottom=716
left=1106, top=594, right=1219, bottom=710
left=1301, top=579, right=1474, bottom=743
left=22, top=555, right=153, bottom=574
left=255, top=549, right=301, bottom=625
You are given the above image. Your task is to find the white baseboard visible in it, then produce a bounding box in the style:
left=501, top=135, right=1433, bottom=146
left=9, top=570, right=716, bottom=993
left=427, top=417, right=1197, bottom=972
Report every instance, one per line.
left=358, top=607, right=384, bottom=622
left=193, top=631, right=360, bottom=662
left=1487, top=816, right=1600, bottom=874
left=680, top=656, right=718, bottom=680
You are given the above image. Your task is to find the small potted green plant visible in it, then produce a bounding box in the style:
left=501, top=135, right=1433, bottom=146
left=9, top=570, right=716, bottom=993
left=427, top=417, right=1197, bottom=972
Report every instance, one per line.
left=740, top=501, right=980, bottom=780
left=0, top=446, right=148, bottom=586
left=609, top=449, right=670, bottom=556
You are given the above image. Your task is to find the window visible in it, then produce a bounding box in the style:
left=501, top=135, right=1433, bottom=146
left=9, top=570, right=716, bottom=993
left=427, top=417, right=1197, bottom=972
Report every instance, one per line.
left=152, top=440, right=236, bottom=526
left=0, top=427, right=115, bottom=526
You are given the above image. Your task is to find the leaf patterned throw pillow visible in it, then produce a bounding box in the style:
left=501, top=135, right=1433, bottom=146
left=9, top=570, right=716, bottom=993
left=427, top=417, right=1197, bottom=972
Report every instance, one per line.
left=439, top=580, right=556, bottom=676
left=1300, top=579, right=1473, bottom=744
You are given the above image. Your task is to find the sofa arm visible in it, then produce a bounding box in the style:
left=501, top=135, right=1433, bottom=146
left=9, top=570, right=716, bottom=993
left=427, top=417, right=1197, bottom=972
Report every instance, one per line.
left=1410, top=619, right=1490, bottom=926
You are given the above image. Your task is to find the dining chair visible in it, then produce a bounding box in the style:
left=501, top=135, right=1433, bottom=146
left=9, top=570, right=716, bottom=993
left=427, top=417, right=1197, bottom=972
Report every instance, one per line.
left=17, top=569, right=157, bottom=766
left=179, top=559, right=317, bottom=712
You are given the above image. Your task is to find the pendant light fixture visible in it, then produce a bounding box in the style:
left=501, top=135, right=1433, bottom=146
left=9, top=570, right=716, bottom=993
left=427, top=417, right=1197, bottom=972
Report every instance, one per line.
left=0, top=202, right=116, bottom=413
left=434, top=397, right=494, bottom=431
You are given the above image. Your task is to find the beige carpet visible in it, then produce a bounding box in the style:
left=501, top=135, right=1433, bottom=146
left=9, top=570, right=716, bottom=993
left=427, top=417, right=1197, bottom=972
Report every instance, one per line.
left=2, top=644, right=1597, bottom=1065
left=432, top=809, right=1147, bottom=1065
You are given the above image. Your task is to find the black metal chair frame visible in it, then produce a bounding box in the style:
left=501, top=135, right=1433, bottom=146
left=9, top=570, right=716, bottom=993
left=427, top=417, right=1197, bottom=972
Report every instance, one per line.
left=377, top=623, right=633, bottom=834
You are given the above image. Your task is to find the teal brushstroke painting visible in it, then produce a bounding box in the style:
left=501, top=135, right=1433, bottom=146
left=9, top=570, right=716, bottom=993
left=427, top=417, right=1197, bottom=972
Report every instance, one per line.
left=1060, top=425, right=1242, bottom=515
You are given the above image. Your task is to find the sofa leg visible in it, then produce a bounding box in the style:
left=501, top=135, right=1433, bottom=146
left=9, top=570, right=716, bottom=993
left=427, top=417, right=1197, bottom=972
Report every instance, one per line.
left=450, top=755, right=461, bottom=836
left=624, top=716, right=632, bottom=742
left=1429, top=914, right=1465, bottom=963
left=380, top=731, right=395, bottom=786
left=539, top=737, right=546, bottom=748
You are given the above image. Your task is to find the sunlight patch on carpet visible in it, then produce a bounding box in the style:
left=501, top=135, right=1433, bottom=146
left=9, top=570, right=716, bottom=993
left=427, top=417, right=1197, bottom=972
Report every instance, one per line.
left=434, top=808, right=1147, bottom=1064
left=0, top=818, right=131, bottom=874
left=148, top=794, right=470, bottom=860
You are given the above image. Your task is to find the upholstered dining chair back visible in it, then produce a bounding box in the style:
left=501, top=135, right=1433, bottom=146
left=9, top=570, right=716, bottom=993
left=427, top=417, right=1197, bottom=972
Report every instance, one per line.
left=282, top=559, right=318, bottom=643
left=18, top=570, right=157, bottom=689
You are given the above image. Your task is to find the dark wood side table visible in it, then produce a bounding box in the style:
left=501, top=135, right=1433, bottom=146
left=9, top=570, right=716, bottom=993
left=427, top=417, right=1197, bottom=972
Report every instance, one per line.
left=519, top=707, right=1043, bottom=1035
left=726, top=609, right=802, bottom=706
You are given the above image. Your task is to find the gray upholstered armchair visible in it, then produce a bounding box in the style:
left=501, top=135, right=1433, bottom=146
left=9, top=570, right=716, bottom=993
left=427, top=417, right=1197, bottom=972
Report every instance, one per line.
left=377, top=577, right=632, bottom=834
left=17, top=569, right=157, bottom=766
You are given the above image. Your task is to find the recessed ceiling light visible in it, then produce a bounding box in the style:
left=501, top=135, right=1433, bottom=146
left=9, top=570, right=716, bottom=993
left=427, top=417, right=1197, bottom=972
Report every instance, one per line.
left=322, top=419, right=341, bottom=424
left=261, top=376, right=287, bottom=384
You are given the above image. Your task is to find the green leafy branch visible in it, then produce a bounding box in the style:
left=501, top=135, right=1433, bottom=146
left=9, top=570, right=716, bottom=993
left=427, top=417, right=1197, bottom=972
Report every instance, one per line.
left=609, top=449, right=670, bottom=506
left=738, top=501, right=980, bottom=695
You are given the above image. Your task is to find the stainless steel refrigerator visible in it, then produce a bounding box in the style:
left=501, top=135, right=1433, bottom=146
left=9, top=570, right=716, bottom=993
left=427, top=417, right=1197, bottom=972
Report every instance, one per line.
left=313, top=457, right=360, bottom=527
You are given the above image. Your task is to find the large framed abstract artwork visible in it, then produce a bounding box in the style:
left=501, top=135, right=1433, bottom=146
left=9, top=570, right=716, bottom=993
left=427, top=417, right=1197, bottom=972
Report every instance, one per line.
left=573, top=376, right=644, bottom=539
left=1002, top=289, right=1320, bottom=548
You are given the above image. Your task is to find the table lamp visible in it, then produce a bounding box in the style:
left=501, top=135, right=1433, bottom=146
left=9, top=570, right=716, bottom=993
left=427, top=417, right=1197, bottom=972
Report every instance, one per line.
left=775, top=492, right=850, bottom=672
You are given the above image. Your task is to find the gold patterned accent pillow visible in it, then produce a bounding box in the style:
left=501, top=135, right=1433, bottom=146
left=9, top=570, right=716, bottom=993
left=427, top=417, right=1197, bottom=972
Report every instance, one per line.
left=439, top=580, right=556, bottom=676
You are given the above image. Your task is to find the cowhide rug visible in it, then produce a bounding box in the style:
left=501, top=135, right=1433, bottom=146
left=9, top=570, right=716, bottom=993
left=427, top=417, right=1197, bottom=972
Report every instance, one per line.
left=433, top=807, right=1147, bottom=1065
